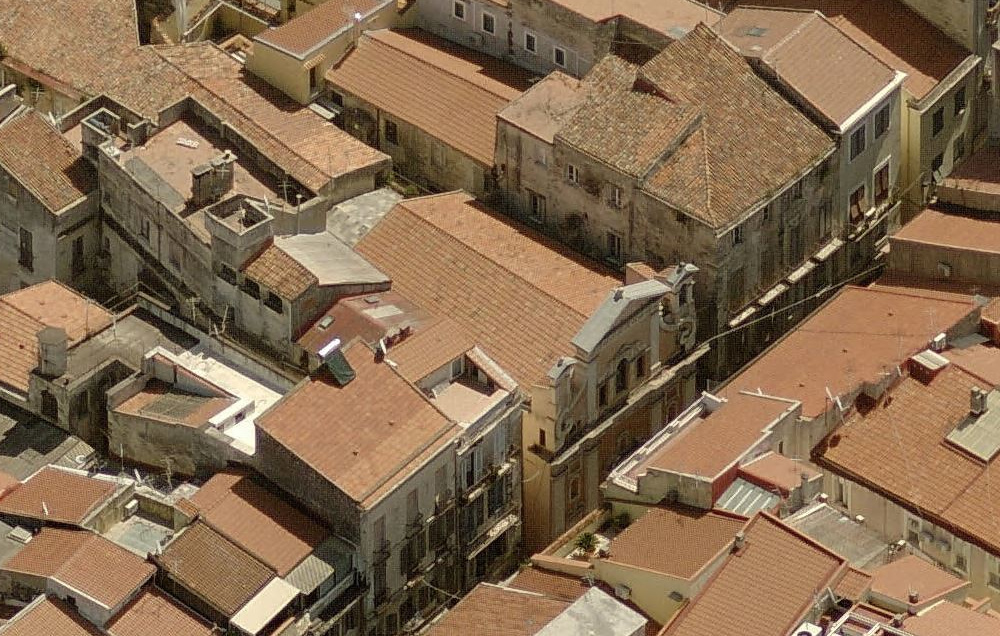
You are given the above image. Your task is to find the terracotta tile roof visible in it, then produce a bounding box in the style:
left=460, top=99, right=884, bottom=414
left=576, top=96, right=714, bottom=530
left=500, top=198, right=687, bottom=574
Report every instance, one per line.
left=816, top=364, right=986, bottom=517
left=557, top=57, right=700, bottom=178
left=326, top=29, right=530, bottom=166
left=730, top=0, right=971, bottom=100
left=894, top=208, right=1000, bottom=256
left=3, top=527, right=155, bottom=609
left=156, top=521, right=274, bottom=617
left=114, top=379, right=236, bottom=428
left=833, top=566, right=871, bottom=601
left=3, top=280, right=112, bottom=343
left=546, top=0, right=722, bottom=36
left=0, top=467, right=117, bottom=525
left=944, top=344, right=1000, bottom=387
left=905, top=600, right=1000, bottom=636
left=255, top=0, right=388, bottom=57
left=424, top=584, right=570, bottom=636
left=153, top=43, right=389, bottom=193
left=189, top=469, right=329, bottom=577
left=638, top=25, right=833, bottom=230
left=0, top=114, right=96, bottom=213
left=717, top=8, right=898, bottom=129
left=637, top=392, right=795, bottom=480
left=243, top=243, right=317, bottom=300
left=870, top=555, right=967, bottom=607
left=257, top=343, right=458, bottom=507
left=2, top=597, right=103, bottom=636
left=507, top=568, right=589, bottom=602
left=356, top=192, right=620, bottom=388
left=665, top=513, right=846, bottom=636
left=605, top=506, right=746, bottom=579
left=722, top=286, right=979, bottom=418
left=297, top=291, right=432, bottom=353
left=0, top=0, right=138, bottom=103
left=388, top=316, right=477, bottom=384
left=498, top=72, right=586, bottom=143
left=738, top=452, right=820, bottom=495
left=107, top=589, right=216, bottom=636
left=942, top=144, right=1000, bottom=198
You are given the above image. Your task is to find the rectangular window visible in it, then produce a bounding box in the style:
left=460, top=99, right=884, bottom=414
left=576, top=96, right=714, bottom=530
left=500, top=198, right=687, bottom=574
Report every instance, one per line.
left=611, top=185, right=622, bottom=208
left=264, top=291, right=284, bottom=314
left=849, top=184, right=866, bottom=222
left=524, top=31, right=536, bottom=53
left=818, top=200, right=832, bottom=240
left=932, top=107, right=944, bottom=136
left=538, top=429, right=546, bottom=448
left=72, top=236, right=84, bottom=276
left=18, top=228, right=32, bottom=272
left=606, top=232, right=622, bottom=261
left=140, top=218, right=151, bottom=241
left=615, top=360, right=628, bottom=393
left=452, top=0, right=465, bottom=20
left=241, top=278, right=260, bottom=299
left=635, top=353, right=647, bottom=380
left=954, top=133, right=966, bottom=162
left=553, top=46, right=566, bottom=68
left=955, top=553, right=967, bottom=572
left=5, top=178, right=16, bottom=200
left=732, top=225, right=743, bottom=245
left=791, top=180, right=803, bottom=200
left=954, top=85, right=966, bottom=116
left=217, top=264, right=237, bottom=286
left=728, top=267, right=745, bottom=312
left=874, top=102, right=891, bottom=138
left=850, top=124, right=866, bottom=160
left=566, top=163, right=579, bottom=183
left=528, top=190, right=546, bottom=220
left=384, top=119, right=399, bottom=146
left=598, top=381, right=609, bottom=408
left=991, top=571, right=1000, bottom=590
left=481, top=12, right=495, bottom=35
left=874, top=162, right=890, bottom=205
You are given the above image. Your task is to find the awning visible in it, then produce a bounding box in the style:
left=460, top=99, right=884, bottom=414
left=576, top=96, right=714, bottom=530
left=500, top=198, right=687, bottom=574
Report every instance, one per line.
left=230, top=578, right=299, bottom=635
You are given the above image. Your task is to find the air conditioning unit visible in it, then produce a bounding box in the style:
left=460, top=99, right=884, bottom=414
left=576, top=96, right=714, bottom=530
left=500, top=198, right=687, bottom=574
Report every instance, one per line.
left=124, top=499, right=139, bottom=519
left=614, top=584, right=631, bottom=600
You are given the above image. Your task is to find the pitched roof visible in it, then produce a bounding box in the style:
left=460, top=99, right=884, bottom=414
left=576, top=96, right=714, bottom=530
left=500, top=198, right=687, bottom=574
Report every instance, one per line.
left=2, top=527, right=155, bottom=609
left=107, top=589, right=216, bottom=636
left=114, top=379, right=236, bottom=428
left=0, top=281, right=113, bottom=394
left=356, top=192, right=621, bottom=388
left=869, top=555, right=967, bottom=608
left=546, top=0, right=722, bottom=37
left=255, top=0, right=388, bottom=57
left=0, top=0, right=139, bottom=101
left=506, top=568, right=589, bottom=602
left=729, top=0, right=971, bottom=100
left=738, top=451, right=820, bottom=494
left=326, top=28, right=530, bottom=166
left=717, top=8, right=898, bottom=129
left=636, top=392, right=795, bottom=480
left=243, top=243, right=318, bottom=300
left=157, top=521, right=274, bottom=617
left=638, top=25, right=833, bottom=230
left=722, top=286, right=980, bottom=418
left=257, top=342, right=458, bottom=507
left=905, top=600, right=1000, bottom=636
left=1, top=597, right=103, bottom=636
left=388, top=316, right=477, bottom=384
left=893, top=208, right=1000, bottom=256
left=833, top=566, right=872, bottom=601
left=424, top=584, right=570, bottom=636
left=0, top=114, right=97, bottom=212
left=0, top=467, right=117, bottom=525
left=153, top=43, right=388, bottom=193
left=189, top=469, right=329, bottom=577
left=605, top=506, right=746, bottom=579
left=557, top=57, right=699, bottom=178
left=665, top=513, right=846, bottom=636
left=816, top=358, right=1000, bottom=558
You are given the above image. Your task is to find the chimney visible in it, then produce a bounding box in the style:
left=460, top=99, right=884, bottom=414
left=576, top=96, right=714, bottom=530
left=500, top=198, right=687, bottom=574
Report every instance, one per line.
left=971, top=386, right=989, bottom=416
left=732, top=530, right=746, bottom=553
left=191, top=151, right=237, bottom=207
left=37, top=327, right=68, bottom=378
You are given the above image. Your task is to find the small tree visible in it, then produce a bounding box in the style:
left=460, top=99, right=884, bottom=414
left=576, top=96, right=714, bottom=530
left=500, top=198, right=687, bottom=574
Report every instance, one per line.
left=575, top=532, right=597, bottom=554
